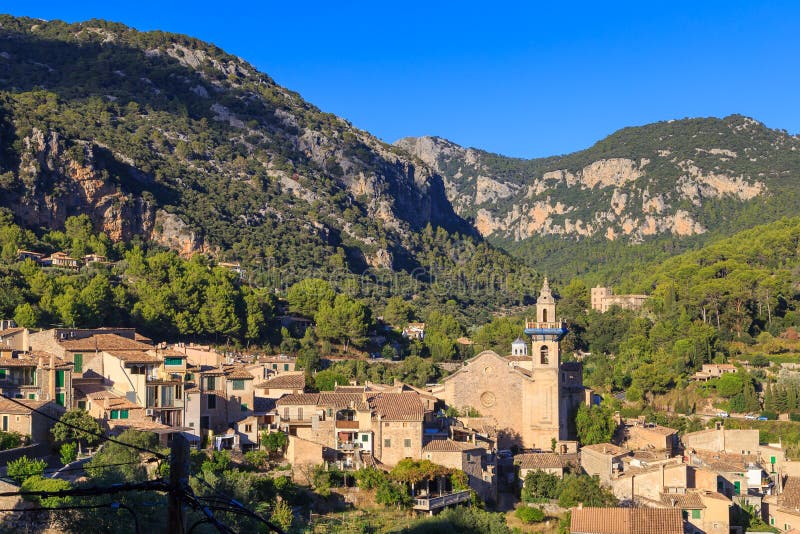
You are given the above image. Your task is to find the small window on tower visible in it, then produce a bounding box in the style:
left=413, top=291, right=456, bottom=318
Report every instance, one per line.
left=540, top=346, right=549, bottom=365
left=542, top=309, right=548, bottom=322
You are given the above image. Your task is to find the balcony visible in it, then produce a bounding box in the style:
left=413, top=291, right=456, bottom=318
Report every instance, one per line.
left=412, top=490, right=472, bottom=512
left=337, top=441, right=361, bottom=451
left=335, top=420, right=360, bottom=430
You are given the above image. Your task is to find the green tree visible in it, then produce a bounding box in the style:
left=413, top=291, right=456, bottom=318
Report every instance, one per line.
left=315, top=294, right=372, bottom=353
left=262, top=431, right=288, bottom=455
left=286, top=278, right=335, bottom=318
left=60, top=442, right=78, bottom=465
left=575, top=404, right=616, bottom=445
left=52, top=409, right=103, bottom=455
left=313, top=369, right=351, bottom=391
left=13, top=302, right=39, bottom=328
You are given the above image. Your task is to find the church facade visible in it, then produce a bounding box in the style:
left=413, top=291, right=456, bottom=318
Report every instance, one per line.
left=433, top=280, right=591, bottom=449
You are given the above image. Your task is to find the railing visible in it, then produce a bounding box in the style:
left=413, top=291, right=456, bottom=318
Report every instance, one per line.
left=524, top=320, right=566, bottom=330
left=412, top=490, right=472, bottom=511
left=337, top=441, right=361, bottom=451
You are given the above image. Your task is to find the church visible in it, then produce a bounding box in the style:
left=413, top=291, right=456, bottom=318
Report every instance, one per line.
left=432, top=279, right=591, bottom=450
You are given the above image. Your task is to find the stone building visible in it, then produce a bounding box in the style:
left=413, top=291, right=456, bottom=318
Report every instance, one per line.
left=433, top=280, right=590, bottom=449
left=422, top=439, right=496, bottom=502
left=591, top=286, right=648, bottom=312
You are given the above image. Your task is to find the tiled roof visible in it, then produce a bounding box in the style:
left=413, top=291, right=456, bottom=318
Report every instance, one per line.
left=320, top=392, right=368, bottom=410
left=224, top=367, right=255, bottom=380
left=505, top=355, right=530, bottom=362
left=635, top=424, right=678, bottom=436
left=582, top=443, right=628, bottom=456
left=570, top=507, right=683, bottom=534
left=334, top=386, right=365, bottom=393
left=660, top=492, right=704, bottom=509
left=515, top=452, right=564, bottom=470
left=0, top=398, right=51, bottom=415
left=0, top=327, right=24, bottom=337
left=104, top=350, right=161, bottom=364
left=423, top=439, right=483, bottom=453
left=368, top=392, right=425, bottom=421
left=780, top=476, right=800, bottom=509
left=60, top=334, right=152, bottom=351
left=255, top=373, right=305, bottom=390
left=276, top=393, right=321, bottom=406
left=253, top=397, right=276, bottom=413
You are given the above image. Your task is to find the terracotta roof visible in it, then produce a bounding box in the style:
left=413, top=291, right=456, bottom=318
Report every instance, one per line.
left=368, top=392, right=424, bottom=421
left=423, top=440, right=483, bottom=453
left=0, top=398, right=52, bottom=415
left=254, top=397, right=276, bottom=413
left=634, top=424, right=678, bottom=436
left=660, top=492, right=704, bottom=509
left=320, top=392, right=369, bottom=410
left=104, top=397, right=141, bottom=410
left=582, top=443, right=628, bottom=456
left=104, top=350, right=161, bottom=364
left=570, top=507, right=683, bottom=534
left=59, top=334, right=152, bottom=351
left=224, top=367, right=255, bottom=380
left=255, top=373, right=305, bottom=390
left=515, top=452, right=564, bottom=470
left=780, top=476, right=800, bottom=509
left=334, top=386, right=365, bottom=393
left=276, top=393, right=321, bottom=406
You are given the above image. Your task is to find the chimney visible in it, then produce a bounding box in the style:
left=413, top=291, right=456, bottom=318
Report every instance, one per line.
left=49, top=352, right=56, bottom=402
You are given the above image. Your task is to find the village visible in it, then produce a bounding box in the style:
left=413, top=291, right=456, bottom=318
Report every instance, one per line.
left=0, top=280, right=798, bottom=533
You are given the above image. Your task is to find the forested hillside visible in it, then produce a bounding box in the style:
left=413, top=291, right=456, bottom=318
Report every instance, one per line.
left=0, top=15, right=539, bottom=319
left=398, top=117, right=800, bottom=281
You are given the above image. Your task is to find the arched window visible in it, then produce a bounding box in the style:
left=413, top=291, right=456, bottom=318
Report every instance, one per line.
left=540, top=345, right=549, bottom=365
left=542, top=309, right=548, bottom=322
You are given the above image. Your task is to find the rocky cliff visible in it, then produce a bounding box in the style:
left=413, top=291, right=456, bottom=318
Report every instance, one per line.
left=396, top=116, right=800, bottom=245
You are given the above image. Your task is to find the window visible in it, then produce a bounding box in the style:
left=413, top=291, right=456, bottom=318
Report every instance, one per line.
left=361, top=434, right=369, bottom=442
left=200, top=416, right=209, bottom=429
left=232, top=379, right=245, bottom=391
left=207, top=394, right=216, bottom=410
left=284, top=364, right=289, bottom=371
left=245, top=424, right=252, bottom=432
left=404, top=439, right=411, bottom=448
left=241, top=403, right=248, bottom=412
left=272, top=364, right=277, bottom=370
left=1, top=416, right=6, bottom=431
left=28, top=393, right=35, bottom=400
left=56, top=392, right=65, bottom=406
left=110, top=410, right=119, bottom=419
left=298, top=408, right=303, bottom=420
left=384, top=439, right=391, bottom=448
left=0, top=369, right=6, bottom=379
left=542, top=309, right=548, bottom=322
left=120, top=410, right=129, bottom=419
left=74, top=354, right=83, bottom=373
left=77, top=400, right=86, bottom=410
left=327, top=409, right=333, bottom=418
left=540, top=346, right=549, bottom=365
left=207, top=376, right=216, bottom=390
left=466, top=453, right=471, bottom=462
left=691, top=509, right=701, bottom=519
left=384, top=422, right=389, bottom=427
left=189, top=422, right=195, bottom=428
left=185, top=373, right=194, bottom=381
left=164, top=357, right=183, bottom=366
left=283, top=407, right=289, bottom=419
left=55, top=370, right=65, bottom=388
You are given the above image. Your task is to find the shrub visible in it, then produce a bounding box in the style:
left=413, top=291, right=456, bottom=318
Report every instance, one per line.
left=243, top=449, right=269, bottom=469
left=0, top=431, right=24, bottom=451
left=515, top=505, right=545, bottom=523
left=355, top=467, right=387, bottom=489
left=262, top=431, right=288, bottom=454
left=21, top=475, right=71, bottom=507
left=761, top=410, right=778, bottom=420
left=270, top=499, right=293, bottom=531
left=60, top=442, right=78, bottom=465
left=7, top=455, right=47, bottom=484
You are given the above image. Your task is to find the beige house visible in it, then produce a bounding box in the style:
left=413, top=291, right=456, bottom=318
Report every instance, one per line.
left=515, top=452, right=566, bottom=480
left=0, top=349, right=73, bottom=408
left=259, top=355, right=297, bottom=375
left=691, top=364, right=737, bottom=381
left=622, top=420, right=679, bottom=454
left=43, top=251, right=80, bottom=269
left=765, top=476, right=800, bottom=531
left=0, top=327, right=29, bottom=351
left=433, top=280, right=590, bottom=449
left=658, top=491, right=731, bottom=534
left=276, top=389, right=430, bottom=468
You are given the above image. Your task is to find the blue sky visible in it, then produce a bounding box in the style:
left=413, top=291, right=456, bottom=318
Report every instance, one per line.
left=3, top=1, right=799, bottom=158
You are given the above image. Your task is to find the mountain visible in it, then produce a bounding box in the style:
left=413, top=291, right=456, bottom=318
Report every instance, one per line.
left=396, top=117, right=800, bottom=280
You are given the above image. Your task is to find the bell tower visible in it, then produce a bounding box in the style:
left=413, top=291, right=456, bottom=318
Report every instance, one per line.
left=523, top=277, right=568, bottom=444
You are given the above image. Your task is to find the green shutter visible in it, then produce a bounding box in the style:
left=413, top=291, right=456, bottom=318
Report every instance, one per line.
left=0, top=369, right=6, bottom=379
left=110, top=410, right=119, bottom=419
left=361, top=434, right=369, bottom=442
left=77, top=401, right=86, bottom=410
left=734, top=481, right=741, bottom=495
left=73, top=354, right=83, bottom=373
left=691, top=509, right=701, bottom=519
left=241, top=403, right=248, bottom=411
left=284, top=364, right=289, bottom=371
left=56, top=370, right=65, bottom=388
left=56, top=392, right=65, bottom=406
left=771, top=456, right=776, bottom=464
left=233, top=379, right=244, bottom=390
left=28, top=393, right=35, bottom=400
left=165, top=357, right=182, bottom=366
left=120, top=410, right=129, bottom=419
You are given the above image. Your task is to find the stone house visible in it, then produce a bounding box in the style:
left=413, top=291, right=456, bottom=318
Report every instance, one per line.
left=402, top=322, right=426, bottom=340
left=254, top=372, right=305, bottom=398
left=259, top=355, right=297, bottom=375
left=0, top=398, right=63, bottom=443
left=659, top=491, right=731, bottom=534
left=0, top=349, right=73, bottom=408
left=0, top=327, right=29, bottom=351
left=581, top=443, right=630, bottom=485
left=590, top=286, right=648, bottom=313
left=422, top=439, right=496, bottom=502
left=514, top=452, right=566, bottom=481
left=622, top=420, right=679, bottom=454
left=764, top=475, right=800, bottom=531
left=42, top=251, right=80, bottom=269
left=691, top=363, right=737, bottom=381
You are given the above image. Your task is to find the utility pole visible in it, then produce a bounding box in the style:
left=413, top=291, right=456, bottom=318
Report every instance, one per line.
left=168, top=434, right=189, bottom=533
